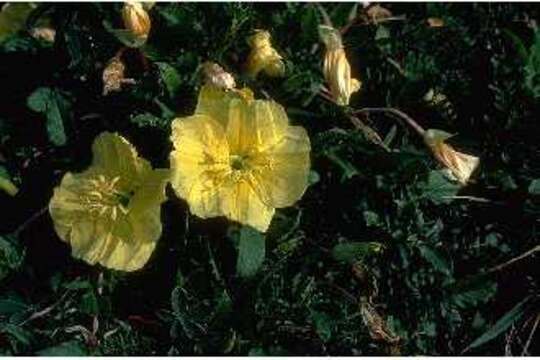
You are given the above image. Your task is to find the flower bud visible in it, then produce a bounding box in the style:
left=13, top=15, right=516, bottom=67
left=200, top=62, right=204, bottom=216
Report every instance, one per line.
left=423, top=129, right=480, bottom=184
left=245, top=30, right=285, bottom=78
left=319, top=25, right=361, bottom=106
left=102, top=55, right=136, bottom=96
left=122, top=1, right=151, bottom=43
left=201, top=61, right=236, bottom=90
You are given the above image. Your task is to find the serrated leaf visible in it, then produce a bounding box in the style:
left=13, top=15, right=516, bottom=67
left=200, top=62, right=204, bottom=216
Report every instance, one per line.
left=27, top=87, right=69, bottom=146
left=464, top=296, right=532, bottom=353
left=331, top=242, right=383, bottom=264
left=36, top=341, right=87, bottom=356
left=156, top=62, right=182, bottom=98
left=235, top=226, right=266, bottom=278
left=421, top=170, right=460, bottom=205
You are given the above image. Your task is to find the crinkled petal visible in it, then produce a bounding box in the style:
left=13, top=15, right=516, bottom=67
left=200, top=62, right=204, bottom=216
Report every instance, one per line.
left=91, top=132, right=151, bottom=188
left=226, top=99, right=289, bottom=154
left=49, top=174, right=85, bottom=241
left=250, top=126, right=311, bottom=208
left=221, top=179, right=275, bottom=232
left=70, top=217, right=156, bottom=271
left=170, top=114, right=230, bottom=210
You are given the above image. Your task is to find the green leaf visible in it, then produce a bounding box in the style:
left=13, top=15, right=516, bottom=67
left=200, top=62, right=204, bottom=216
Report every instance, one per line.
left=464, top=296, right=532, bottom=353
left=418, top=245, right=451, bottom=275
left=156, top=62, right=182, bottom=98
left=36, top=341, right=87, bottom=356
left=0, top=235, right=25, bottom=282
left=130, top=113, right=167, bottom=128
left=421, top=170, right=460, bottom=205
left=331, top=242, right=383, bottom=264
left=0, top=165, right=18, bottom=196
left=524, top=30, right=540, bottom=98
left=0, top=297, right=28, bottom=315
left=448, top=278, right=497, bottom=308
left=235, top=226, right=266, bottom=278
left=1, top=323, right=32, bottom=346
left=27, top=87, right=70, bottom=146
left=528, top=179, right=540, bottom=195
left=310, top=310, right=333, bottom=342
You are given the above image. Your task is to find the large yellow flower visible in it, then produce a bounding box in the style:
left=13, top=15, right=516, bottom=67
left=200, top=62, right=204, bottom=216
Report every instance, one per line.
left=49, top=132, right=169, bottom=271
left=170, top=86, right=311, bottom=232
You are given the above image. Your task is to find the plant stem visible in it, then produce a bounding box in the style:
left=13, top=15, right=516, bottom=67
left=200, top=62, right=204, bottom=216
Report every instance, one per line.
left=486, top=244, right=540, bottom=274
left=354, top=107, right=426, bottom=137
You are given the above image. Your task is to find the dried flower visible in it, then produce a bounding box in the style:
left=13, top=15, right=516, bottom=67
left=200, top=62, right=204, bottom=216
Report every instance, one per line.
left=122, top=1, right=151, bottom=45
left=49, top=132, right=169, bottom=271
left=366, top=4, right=393, bottom=24
left=102, top=55, right=136, bottom=96
left=423, top=129, right=480, bottom=184
left=170, top=85, right=311, bottom=232
left=245, top=30, right=285, bottom=79
left=29, top=27, right=56, bottom=43
left=319, top=25, right=361, bottom=106
left=201, top=61, right=236, bottom=90
left=427, top=17, right=445, bottom=27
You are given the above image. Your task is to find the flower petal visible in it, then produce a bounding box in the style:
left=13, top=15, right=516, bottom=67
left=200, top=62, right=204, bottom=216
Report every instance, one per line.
left=226, top=99, right=289, bottom=154
left=91, top=132, right=151, bottom=188
left=221, top=179, right=275, bottom=232
left=170, top=114, right=230, bottom=210
left=250, top=126, right=311, bottom=208
left=70, top=217, right=156, bottom=271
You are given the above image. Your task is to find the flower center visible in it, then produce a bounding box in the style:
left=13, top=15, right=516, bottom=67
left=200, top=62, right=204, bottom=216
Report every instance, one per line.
left=230, top=154, right=249, bottom=171
left=80, top=175, right=133, bottom=220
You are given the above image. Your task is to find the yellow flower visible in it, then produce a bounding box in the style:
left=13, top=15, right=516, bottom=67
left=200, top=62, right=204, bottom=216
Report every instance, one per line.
left=319, top=25, right=361, bottom=106
left=423, top=129, right=480, bottom=185
left=170, top=86, right=311, bottom=232
left=122, top=1, right=151, bottom=46
left=245, top=30, right=285, bottom=79
left=49, top=132, right=169, bottom=271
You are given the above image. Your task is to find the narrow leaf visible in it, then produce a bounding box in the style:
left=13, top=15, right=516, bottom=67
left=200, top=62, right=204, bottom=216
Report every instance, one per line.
left=236, top=226, right=266, bottom=278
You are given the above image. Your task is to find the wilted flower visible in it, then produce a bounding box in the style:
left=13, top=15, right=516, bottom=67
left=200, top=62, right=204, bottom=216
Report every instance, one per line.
left=427, top=17, right=445, bottom=27
left=365, top=4, right=393, bottom=24
left=423, top=129, right=480, bottom=184
left=170, top=85, right=311, bottom=232
left=201, top=61, right=236, bottom=90
left=49, top=132, right=169, bottom=271
left=102, top=54, right=136, bottom=96
left=29, top=27, right=56, bottom=43
left=319, top=25, right=361, bottom=106
left=245, top=30, right=285, bottom=79
left=122, top=1, right=151, bottom=45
